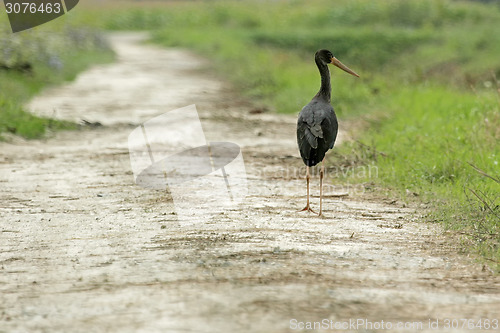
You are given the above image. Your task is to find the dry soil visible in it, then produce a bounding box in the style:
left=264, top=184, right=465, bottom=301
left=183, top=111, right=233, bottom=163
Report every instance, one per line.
left=1, top=32, right=499, bottom=333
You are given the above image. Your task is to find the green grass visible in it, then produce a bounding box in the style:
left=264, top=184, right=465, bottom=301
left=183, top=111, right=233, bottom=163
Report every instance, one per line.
left=356, top=86, right=499, bottom=262
left=0, top=21, right=114, bottom=139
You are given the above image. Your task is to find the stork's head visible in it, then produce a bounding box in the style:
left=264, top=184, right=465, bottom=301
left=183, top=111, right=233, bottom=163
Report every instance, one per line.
left=315, top=49, right=359, bottom=78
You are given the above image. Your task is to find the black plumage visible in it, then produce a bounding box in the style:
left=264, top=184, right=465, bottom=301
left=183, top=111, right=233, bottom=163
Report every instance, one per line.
left=297, top=98, right=338, bottom=167
left=296, top=49, right=359, bottom=216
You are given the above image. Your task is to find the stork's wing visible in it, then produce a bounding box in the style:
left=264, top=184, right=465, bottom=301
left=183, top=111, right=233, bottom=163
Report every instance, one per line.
left=297, top=100, right=338, bottom=165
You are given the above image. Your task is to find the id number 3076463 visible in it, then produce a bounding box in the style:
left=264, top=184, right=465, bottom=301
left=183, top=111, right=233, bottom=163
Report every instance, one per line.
left=5, top=2, right=62, bottom=14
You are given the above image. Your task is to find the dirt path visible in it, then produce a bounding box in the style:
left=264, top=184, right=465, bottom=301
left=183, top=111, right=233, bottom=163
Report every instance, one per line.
left=1, top=32, right=499, bottom=333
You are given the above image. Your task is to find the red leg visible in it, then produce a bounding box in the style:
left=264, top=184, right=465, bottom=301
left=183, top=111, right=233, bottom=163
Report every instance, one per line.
left=299, top=166, right=317, bottom=214
left=318, top=158, right=325, bottom=216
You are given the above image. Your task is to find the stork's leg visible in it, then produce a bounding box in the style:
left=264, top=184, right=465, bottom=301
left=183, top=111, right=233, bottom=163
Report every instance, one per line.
left=318, top=158, right=325, bottom=216
left=299, top=166, right=317, bottom=214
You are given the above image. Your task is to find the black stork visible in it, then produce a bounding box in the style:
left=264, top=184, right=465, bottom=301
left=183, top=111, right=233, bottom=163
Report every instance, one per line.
left=297, top=49, right=359, bottom=216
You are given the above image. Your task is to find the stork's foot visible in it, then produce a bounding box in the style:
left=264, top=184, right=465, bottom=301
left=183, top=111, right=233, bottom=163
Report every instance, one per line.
left=298, top=204, right=317, bottom=214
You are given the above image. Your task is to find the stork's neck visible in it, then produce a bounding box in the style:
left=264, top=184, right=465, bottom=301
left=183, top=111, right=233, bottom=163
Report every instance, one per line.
left=315, top=57, right=331, bottom=102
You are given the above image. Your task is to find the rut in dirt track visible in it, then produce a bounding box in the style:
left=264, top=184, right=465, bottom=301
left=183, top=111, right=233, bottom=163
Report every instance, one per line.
left=0, top=32, right=499, bottom=333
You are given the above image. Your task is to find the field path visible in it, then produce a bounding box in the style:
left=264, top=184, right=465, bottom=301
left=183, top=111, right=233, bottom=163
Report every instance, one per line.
left=1, top=32, right=499, bottom=333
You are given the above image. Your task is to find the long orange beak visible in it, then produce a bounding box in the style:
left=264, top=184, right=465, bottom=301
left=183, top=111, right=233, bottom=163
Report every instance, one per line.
left=331, top=57, right=360, bottom=78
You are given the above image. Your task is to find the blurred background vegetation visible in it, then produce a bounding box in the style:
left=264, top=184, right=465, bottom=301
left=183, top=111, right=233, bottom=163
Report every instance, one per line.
left=0, top=12, right=113, bottom=138
left=0, top=0, right=498, bottom=269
